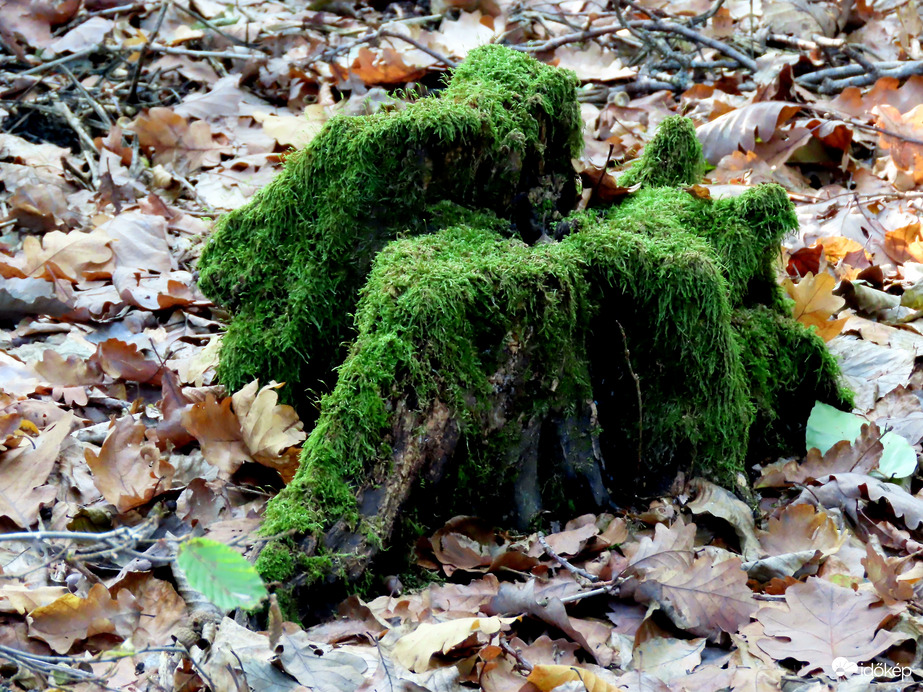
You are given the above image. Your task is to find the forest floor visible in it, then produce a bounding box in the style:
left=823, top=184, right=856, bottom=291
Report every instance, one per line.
left=2, top=0, right=923, bottom=690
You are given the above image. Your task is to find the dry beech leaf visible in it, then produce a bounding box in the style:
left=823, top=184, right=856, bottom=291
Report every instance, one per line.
left=392, top=616, right=515, bottom=672
left=430, top=515, right=497, bottom=574
left=874, top=104, right=923, bottom=186
left=758, top=504, right=843, bottom=557
left=781, top=272, right=847, bottom=341
left=34, top=349, right=102, bottom=386
left=818, top=235, right=869, bottom=266
left=180, top=394, right=250, bottom=474
left=527, top=664, right=621, bottom=692
left=485, top=580, right=595, bottom=660
left=116, top=576, right=188, bottom=649
left=696, top=101, right=800, bottom=163
left=91, top=338, right=161, bottom=384
left=231, top=380, right=306, bottom=468
left=796, top=472, right=923, bottom=532
left=85, top=416, right=174, bottom=512
left=541, top=522, right=599, bottom=558
left=0, top=585, right=69, bottom=614
left=129, top=107, right=228, bottom=174
left=182, top=381, right=303, bottom=480
left=348, top=46, right=428, bottom=85
left=21, top=229, right=113, bottom=282
left=686, top=478, right=761, bottom=561
left=27, top=583, right=140, bottom=654
left=755, top=577, right=907, bottom=676
left=624, top=516, right=696, bottom=566
left=862, top=541, right=916, bottom=605
left=884, top=221, right=923, bottom=264
left=0, top=413, right=74, bottom=527
left=628, top=551, right=757, bottom=637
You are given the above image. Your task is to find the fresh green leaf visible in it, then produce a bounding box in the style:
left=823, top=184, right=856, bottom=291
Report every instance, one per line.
left=176, top=537, right=267, bottom=610
left=879, top=433, right=917, bottom=478
left=806, top=402, right=863, bottom=455
left=806, top=401, right=916, bottom=478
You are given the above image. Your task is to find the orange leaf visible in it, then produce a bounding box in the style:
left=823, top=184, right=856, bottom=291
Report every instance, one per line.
left=528, top=664, right=620, bottom=692
left=781, top=272, right=846, bottom=342
left=27, top=583, right=139, bottom=654
left=85, top=417, right=173, bottom=512
left=817, top=236, right=868, bottom=266
left=884, top=222, right=923, bottom=264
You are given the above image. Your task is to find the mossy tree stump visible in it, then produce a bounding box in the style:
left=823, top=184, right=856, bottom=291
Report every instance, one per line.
left=197, top=46, right=850, bottom=611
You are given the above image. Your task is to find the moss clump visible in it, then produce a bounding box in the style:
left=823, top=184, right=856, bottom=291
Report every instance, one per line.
left=618, top=116, right=705, bottom=188
left=197, top=48, right=849, bottom=591
left=197, top=45, right=581, bottom=401
left=255, top=540, right=298, bottom=583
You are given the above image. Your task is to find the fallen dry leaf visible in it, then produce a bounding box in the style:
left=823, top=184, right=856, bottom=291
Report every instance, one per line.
left=758, top=504, right=843, bottom=558
left=231, top=380, right=305, bottom=471
left=90, top=338, right=162, bottom=384
left=630, top=551, right=757, bottom=638
left=862, top=541, right=917, bottom=605
left=754, top=576, right=907, bottom=676
left=782, top=272, right=847, bottom=341
left=129, top=107, right=229, bottom=174
left=0, top=412, right=74, bottom=527
left=527, top=664, right=621, bottom=692
left=27, top=583, right=140, bottom=654
left=84, top=416, right=174, bottom=512
left=181, top=394, right=251, bottom=475
left=392, top=616, right=514, bottom=672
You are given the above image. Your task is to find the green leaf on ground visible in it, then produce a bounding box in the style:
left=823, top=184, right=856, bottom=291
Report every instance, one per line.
left=176, top=537, right=267, bottom=610
left=806, top=402, right=916, bottom=478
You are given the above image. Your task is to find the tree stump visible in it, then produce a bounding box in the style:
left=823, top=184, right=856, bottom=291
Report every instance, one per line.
left=196, top=46, right=850, bottom=614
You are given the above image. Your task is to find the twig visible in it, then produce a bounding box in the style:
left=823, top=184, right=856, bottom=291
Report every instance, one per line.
left=147, top=43, right=266, bottom=60
left=689, top=0, right=727, bottom=27
left=590, top=144, right=614, bottom=203
left=631, top=20, right=758, bottom=71
left=0, top=524, right=153, bottom=545
left=17, top=47, right=97, bottom=76
left=557, top=581, right=620, bottom=603
left=379, top=30, right=456, bottom=68
left=173, top=1, right=260, bottom=47
left=318, top=28, right=456, bottom=68
left=514, top=18, right=757, bottom=72
left=498, top=637, right=534, bottom=673
left=615, top=319, right=643, bottom=478
left=819, top=60, right=923, bottom=92
left=537, top=532, right=599, bottom=582
left=52, top=97, right=98, bottom=168
left=59, top=63, right=113, bottom=128
left=129, top=0, right=170, bottom=104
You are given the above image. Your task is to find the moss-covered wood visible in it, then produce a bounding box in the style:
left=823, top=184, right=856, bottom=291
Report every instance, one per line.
left=197, top=46, right=582, bottom=405
left=197, top=46, right=850, bottom=607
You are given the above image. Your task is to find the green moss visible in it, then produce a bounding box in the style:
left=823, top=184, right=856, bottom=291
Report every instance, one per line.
left=618, top=115, right=706, bottom=188
left=733, top=305, right=853, bottom=454
left=198, top=47, right=849, bottom=590
left=255, top=540, right=297, bottom=583
left=198, top=45, right=581, bottom=400
left=262, top=208, right=758, bottom=558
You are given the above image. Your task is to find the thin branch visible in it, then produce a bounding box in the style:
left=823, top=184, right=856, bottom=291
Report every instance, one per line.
left=537, top=532, right=599, bottom=582
left=129, top=0, right=170, bottom=103
left=17, top=47, right=98, bottom=76
left=513, top=17, right=757, bottom=72
left=631, top=19, right=758, bottom=71
left=146, top=43, right=267, bottom=60
left=615, top=319, right=643, bottom=479
left=173, top=1, right=260, bottom=48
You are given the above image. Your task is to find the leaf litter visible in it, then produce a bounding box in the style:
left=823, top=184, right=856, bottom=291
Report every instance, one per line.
left=1, top=0, right=923, bottom=689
